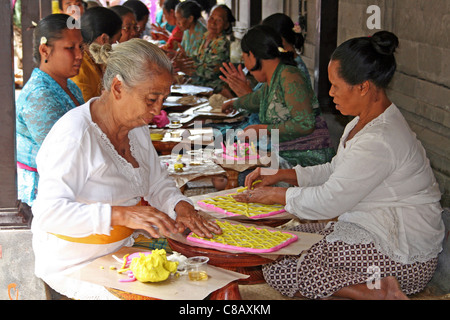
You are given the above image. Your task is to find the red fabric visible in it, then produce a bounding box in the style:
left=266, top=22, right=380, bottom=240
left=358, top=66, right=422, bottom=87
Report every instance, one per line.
left=166, top=25, right=182, bottom=50
left=17, top=161, right=38, bottom=172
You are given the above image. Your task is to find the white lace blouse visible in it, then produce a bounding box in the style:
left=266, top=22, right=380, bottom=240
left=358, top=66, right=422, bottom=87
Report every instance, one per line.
left=31, top=98, right=191, bottom=287
left=285, top=104, right=444, bottom=264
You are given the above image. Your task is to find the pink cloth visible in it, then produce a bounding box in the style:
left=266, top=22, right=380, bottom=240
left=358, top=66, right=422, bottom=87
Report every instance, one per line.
left=152, top=110, right=169, bottom=128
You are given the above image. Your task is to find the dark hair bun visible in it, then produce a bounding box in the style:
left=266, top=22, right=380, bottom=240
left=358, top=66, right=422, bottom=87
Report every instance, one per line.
left=331, top=30, right=399, bottom=88
left=370, top=31, right=399, bottom=55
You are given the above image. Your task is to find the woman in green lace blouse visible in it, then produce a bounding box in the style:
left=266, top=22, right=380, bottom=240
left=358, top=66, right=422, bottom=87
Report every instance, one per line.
left=222, top=25, right=335, bottom=167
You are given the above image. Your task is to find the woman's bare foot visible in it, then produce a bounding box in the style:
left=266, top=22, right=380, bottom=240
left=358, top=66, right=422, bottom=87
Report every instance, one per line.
left=333, top=276, right=409, bottom=300
left=294, top=276, right=410, bottom=300
left=379, top=276, right=409, bottom=300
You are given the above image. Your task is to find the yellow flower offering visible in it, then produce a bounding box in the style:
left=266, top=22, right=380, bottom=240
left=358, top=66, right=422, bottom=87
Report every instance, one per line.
left=129, top=249, right=178, bottom=283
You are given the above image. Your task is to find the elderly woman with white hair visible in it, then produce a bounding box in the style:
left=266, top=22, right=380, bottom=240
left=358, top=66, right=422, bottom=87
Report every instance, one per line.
left=31, top=39, right=221, bottom=299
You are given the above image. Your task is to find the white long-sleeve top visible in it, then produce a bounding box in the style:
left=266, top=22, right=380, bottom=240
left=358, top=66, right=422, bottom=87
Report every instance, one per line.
left=285, top=104, right=444, bottom=264
left=31, top=99, right=191, bottom=285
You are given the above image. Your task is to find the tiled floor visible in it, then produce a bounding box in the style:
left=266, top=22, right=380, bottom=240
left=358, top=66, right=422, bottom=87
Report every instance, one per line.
left=239, top=283, right=304, bottom=300
left=239, top=283, right=450, bottom=300
left=237, top=275, right=450, bottom=300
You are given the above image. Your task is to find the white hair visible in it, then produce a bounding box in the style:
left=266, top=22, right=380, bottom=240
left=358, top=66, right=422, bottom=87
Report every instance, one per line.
left=90, top=38, right=173, bottom=90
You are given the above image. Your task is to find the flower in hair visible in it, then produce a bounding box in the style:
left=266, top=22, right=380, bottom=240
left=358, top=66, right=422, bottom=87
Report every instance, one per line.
left=278, top=47, right=288, bottom=53
left=40, top=36, right=47, bottom=45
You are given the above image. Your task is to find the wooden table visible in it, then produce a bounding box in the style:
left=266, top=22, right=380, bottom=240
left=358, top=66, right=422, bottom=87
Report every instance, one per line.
left=159, top=154, right=226, bottom=191
left=223, top=167, right=240, bottom=189
left=107, top=282, right=240, bottom=300
left=106, top=283, right=240, bottom=301
left=151, top=127, right=214, bottom=156
left=152, top=139, right=180, bottom=156
left=167, top=238, right=274, bottom=300
left=216, top=156, right=273, bottom=190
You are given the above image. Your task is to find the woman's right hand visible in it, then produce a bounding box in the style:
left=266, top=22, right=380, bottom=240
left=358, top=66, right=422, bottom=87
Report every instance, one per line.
left=111, top=205, right=179, bottom=238
left=244, top=167, right=280, bottom=189
left=245, top=168, right=297, bottom=189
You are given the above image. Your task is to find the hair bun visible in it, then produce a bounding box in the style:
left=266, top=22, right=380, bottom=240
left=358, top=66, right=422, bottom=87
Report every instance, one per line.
left=370, top=31, right=399, bottom=55
left=89, top=43, right=112, bottom=64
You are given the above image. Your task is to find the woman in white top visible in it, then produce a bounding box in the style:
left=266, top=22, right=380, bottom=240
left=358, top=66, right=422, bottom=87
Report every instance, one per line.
left=31, top=39, right=221, bottom=299
left=234, top=31, right=444, bottom=300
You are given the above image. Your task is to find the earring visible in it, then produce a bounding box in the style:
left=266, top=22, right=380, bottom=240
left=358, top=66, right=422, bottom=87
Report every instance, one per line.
left=44, top=59, right=48, bottom=63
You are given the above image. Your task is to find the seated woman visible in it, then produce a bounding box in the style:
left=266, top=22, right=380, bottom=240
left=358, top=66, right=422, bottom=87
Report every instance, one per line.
left=162, top=0, right=183, bottom=50
left=234, top=31, right=445, bottom=300
left=184, top=4, right=235, bottom=97
left=109, top=5, right=138, bottom=43
left=175, top=0, right=206, bottom=58
left=58, top=0, right=85, bottom=16
left=123, top=0, right=150, bottom=38
left=16, top=14, right=84, bottom=206
left=152, top=0, right=183, bottom=50
left=31, top=39, right=221, bottom=300
left=71, top=7, right=122, bottom=101
left=220, top=13, right=311, bottom=97
left=222, top=25, right=335, bottom=168
left=262, top=14, right=310, bottom=86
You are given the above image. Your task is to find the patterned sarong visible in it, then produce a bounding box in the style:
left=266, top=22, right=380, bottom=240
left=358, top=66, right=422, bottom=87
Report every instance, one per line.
left=262, top=222, right=438, bottom=299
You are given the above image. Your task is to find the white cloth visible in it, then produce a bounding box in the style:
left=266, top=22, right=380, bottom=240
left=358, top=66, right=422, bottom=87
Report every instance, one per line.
left=31, top=98, right=192, bottom=298
left=285, top=104, right=444, bottom=264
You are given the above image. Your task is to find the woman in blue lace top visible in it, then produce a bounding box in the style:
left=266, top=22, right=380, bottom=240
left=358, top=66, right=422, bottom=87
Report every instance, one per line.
left=16, top=14, right=84, bottom=205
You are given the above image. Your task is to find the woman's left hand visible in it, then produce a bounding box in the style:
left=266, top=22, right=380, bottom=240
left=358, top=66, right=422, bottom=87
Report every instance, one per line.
left=232, top=187, right=287, bottom=206
left=174, top=201, right=222, bottom=238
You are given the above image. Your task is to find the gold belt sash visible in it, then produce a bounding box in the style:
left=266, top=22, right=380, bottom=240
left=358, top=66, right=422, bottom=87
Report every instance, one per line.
left=50, top=199, right=144, bottom=244
left=51, top=225, right=134, bottom=244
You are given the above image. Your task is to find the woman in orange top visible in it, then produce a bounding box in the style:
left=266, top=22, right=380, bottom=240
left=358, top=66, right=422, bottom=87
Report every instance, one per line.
left=71, top=7, right=122, bottom=101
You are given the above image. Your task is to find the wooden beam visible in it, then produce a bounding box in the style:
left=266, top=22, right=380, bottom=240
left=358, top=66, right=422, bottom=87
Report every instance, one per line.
left=21, top=0, right=51, bottom=85
left=249, top=0, right=262, bottom=27
left=0, top=0, right=18, bottom=207
left=21, top=0, right=41, bottom=84
left=314, top=0, right=338, bottom=113
left=40, top=0, right=52, bottom=18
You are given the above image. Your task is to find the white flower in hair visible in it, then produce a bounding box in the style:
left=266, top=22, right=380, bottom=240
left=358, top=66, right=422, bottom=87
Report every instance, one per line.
left=40, top=36, right=47, bottom=45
